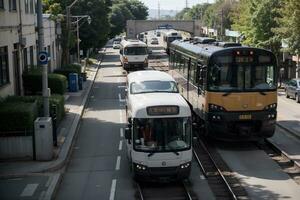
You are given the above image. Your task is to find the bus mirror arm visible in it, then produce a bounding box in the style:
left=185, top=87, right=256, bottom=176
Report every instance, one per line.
left=125, top=127, right=131, bottom=140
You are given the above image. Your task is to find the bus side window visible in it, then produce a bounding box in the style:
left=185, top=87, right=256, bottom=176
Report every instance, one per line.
left=190, top=61, right=197, bottom=85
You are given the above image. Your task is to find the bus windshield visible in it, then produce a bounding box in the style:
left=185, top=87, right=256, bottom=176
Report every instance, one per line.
left=133, top=117, right=192, bottom=152
left=208, top=54, right=277, bottom=92
left=168, top=37, right=182, bottom=43
left=130, top=81, right=179, bottom=94
left=124, top=47, right=147, bottom=55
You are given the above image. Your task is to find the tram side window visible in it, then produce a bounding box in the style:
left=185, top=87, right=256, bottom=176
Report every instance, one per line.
left=174, top=52, right=180, bottom=71
left=182, top=58, right=189, bottom=78
left=190, top=61, right=196, bottom=85
left=170, top=51, right=174, bottom=68
left=198, top=63, right=207, bottom=91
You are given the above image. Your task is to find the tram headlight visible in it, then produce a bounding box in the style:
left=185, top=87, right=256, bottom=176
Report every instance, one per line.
left=209, top=104, right=225, bottom=112
left=264, top=103, right=277, bottom=110
left=180, top=162, right=191, bottom=169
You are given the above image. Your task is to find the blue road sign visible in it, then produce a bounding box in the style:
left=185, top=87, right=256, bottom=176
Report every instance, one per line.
left=39, top=51, right=48, bottom=65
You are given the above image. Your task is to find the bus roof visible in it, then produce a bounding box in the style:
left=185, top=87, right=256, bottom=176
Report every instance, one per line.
left=127, top=70, right=175, bottom=84
left=130, top=93, right=191, bottom=118
left=120, top=39, right=147, bottom=48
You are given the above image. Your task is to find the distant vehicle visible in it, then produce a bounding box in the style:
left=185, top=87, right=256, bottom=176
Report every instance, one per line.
left=285, top=78, right=300, bottom=102
left=161, top=29, right=182, bottom=54
left=156, top=31, right=161, bottom=37
left=150, top=37, right=159, bottom=45
left=119, top=39, right=148, bottom=71
left=125, top=70, right=192, bottom=181
left=113, top=37, right=122, bottom=42
left=113, top=41, right=120, bottom=49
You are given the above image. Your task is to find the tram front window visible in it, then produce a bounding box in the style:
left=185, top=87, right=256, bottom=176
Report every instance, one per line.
left=133, top=118, right=191, bottom=152
left=208, top=55, right=277, bottom=92
left=130, top=81, right=179, bottom=94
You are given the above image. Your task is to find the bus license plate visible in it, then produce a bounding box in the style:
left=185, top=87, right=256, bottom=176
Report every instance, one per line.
left=239, top=114, right=252, bottom=120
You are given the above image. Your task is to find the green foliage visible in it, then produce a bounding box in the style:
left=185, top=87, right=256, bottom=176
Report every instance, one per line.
left=5, top=95, right=65, bottom=125
left=0, top=101, right=38, bottom=134
left=109, top=0, right=148, bottom=37
left=274, top=0, right=300, bottom=54
left=23, top=71, right=68, bottom=95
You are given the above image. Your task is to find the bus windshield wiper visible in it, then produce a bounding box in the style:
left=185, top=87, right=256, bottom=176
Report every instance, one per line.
left=147, top=152, right=155, bottom=157
left=222, top=92, right=232, bottom=96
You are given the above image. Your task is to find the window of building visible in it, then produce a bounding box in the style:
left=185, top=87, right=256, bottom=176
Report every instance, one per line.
left=25, top=0, right=29, bottom=13
left=30, top=0, right=34, bottom=13
left=9, top=0, right=17, bottom=11
left=0, top=0, right=4, bottom=9
left=0, top=46, right=10, bottom=87
left=23, top=48, right=28, bottom=71
left=29, top=46, right=34, bottom=68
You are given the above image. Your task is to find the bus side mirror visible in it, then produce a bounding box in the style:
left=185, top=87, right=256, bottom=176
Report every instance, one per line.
left=125, top=127, right=131, bottom=140
left=119, top=49, right=122, bottom=54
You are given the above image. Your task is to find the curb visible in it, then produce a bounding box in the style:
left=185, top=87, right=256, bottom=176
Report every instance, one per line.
left=40, top=173, right=61, bottom=200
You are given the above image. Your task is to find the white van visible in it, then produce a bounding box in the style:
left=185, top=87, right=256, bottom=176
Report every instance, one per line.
left=125, top=71, right=192, bottom=181
left=119, top=39, right=148, bottom=71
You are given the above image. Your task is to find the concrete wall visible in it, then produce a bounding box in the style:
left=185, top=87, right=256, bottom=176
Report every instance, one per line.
left=0, top=136, right=33, bottom=159
left=126, top=20, right=202, bottom=39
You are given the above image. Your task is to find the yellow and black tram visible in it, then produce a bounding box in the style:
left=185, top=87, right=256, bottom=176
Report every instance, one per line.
left=169, top=39, right=278, bottom=141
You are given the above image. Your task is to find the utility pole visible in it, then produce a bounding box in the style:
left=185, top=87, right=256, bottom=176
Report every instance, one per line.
left=186, top=0, right=188, bottom=9
left=158, top=1, right=160, bottom=19
left=220, top=8, right=224, bottom=41
left=37, top=0, right=49, bottom=117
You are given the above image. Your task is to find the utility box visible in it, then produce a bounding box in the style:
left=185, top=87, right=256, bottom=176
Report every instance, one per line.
left=69, top=73, right=79, bottom=92
left=34, top=117, right=53, bottom=161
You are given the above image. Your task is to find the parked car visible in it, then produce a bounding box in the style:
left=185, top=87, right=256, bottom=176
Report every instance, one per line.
left=113, top=41, right=120, bottom=49
left=150, top=37, right=159, bottom=45
left=285, top=78, right=300, bottom=103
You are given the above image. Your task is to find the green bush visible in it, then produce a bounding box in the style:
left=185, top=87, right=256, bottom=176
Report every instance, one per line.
left=0, top=101, right=38, bottom=134
left=53, top=68, right=78, bottom=80
left=5, top=95, right=65, bottom=125
left=66, top=64, right=82, bottom=74
left=23, top=72, right=67, bottom=95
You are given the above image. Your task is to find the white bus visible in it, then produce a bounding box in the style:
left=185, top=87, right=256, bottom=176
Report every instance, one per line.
left=125, top=71, right=192, bottom=181
left=119, top=39, right=148, bottom=71
left=161, top=29, right=182, bottom=54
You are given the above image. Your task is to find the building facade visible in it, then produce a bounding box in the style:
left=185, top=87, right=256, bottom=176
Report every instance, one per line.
left=0, top=0, right=61, bottom=98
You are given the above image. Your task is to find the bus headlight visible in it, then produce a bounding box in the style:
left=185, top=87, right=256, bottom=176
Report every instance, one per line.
left=144, top=58, right=148, bottom=64
left=180, top=162, right=191, bottom=169
left=209, top=104, right=225, bottom=112
left=135, top=163, right=147, bottom=171
left=264, top=103, right=277, bottom=110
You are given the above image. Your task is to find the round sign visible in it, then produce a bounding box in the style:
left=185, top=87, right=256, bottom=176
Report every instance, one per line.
left=39, top=51, right=48, bottom=65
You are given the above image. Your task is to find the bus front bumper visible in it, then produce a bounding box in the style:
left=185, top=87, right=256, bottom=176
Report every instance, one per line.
left=133, top=162, right=191, bottom=181
left=123, top=62, right=148, bottom=70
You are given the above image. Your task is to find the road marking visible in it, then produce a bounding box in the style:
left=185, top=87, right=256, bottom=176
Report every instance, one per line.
left=200, top=175, right=206, bottom=180
left=109, top=179, right=117, bottom=200
left=120, top=128, right=124, bottom=137
left=119, top=141, right=123, bottom=151
left=115, top=156, right=121, bottom=170
left=20, top=183, right=38, bottom=197
left=119, top=110, right=123, bottom=123
left=118, top=85, right=126, bottom=88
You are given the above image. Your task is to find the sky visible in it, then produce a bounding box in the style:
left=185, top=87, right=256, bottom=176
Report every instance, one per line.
left=139, top=0, right=215, bottom=11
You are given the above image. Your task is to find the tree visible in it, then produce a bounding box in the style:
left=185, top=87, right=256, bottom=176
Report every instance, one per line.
left=231, top=0, right=281, bottom=55
left=274, top=0, right=300, bottom=54
left=109, top=0, right=148, bottom=37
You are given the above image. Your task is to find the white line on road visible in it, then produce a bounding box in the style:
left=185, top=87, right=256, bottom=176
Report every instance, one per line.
left=118, top=85, right=126, bottom=88
left=200, top=175, right=206, bottom=180
left=120, top=128, right=124, bottom=138
left=119, top=110, right=123, bottom=123
left=118, top=140, right=123, bottom=151
left=109, top=179, right=117, bottom=200
left=118, top=93, right=125, bottom=102
left=115, top=156, right=121, bottom=170
left=20, top=183, right=39, bottom=197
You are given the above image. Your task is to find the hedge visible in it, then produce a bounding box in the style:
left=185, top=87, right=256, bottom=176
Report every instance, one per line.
left=54, top=64, right=82, bottom=80
left=5, top=95, right=65, bottom=125
left=23, top=72, right=67, bottom=95
left=0, top=101, right=38, bottom=135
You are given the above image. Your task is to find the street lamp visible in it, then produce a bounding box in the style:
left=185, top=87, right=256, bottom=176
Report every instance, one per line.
left=71, top=15, right=92, bottom=64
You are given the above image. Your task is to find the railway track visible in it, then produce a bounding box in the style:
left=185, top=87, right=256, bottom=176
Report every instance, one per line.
left=149, top=59, right=169, bottom=71
left=136, top=180, right=197, bottom=200
left=193, top=137, right=249, bottom=200
left=257, top=139, right=300, bottom=185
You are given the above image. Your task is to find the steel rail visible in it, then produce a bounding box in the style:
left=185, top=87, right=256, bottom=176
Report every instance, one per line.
left=194, top=138, right=238, bottom=200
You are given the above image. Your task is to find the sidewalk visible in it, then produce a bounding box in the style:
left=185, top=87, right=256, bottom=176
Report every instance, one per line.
left=0, top=50, right=105, bottom=200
